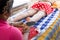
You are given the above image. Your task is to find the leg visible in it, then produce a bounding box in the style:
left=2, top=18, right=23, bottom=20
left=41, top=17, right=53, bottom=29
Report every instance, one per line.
left=8, top=8, right=38, bottom=22
left=28, top=11, right=46, bottom=22
left=26, top=11, right=46, bottom=26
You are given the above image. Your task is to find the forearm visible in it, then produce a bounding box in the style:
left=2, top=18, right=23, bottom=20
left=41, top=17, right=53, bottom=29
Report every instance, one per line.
left=9, top=22, right=23, bottom=27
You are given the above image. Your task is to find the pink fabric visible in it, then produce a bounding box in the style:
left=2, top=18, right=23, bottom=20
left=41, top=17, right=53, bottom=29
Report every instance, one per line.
left=31, top=2, right=54, bottom=15
left=0, top=19, right=23, bottom=40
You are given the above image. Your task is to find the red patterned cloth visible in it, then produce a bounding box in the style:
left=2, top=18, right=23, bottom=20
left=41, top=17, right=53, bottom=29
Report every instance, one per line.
left=31, top=2, right=54, bottom=15
left=28, top=27, right=38, bottom=40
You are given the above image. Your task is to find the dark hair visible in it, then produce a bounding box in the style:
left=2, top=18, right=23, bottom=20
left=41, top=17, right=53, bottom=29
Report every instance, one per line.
left=0, top=0, right=13, bottom=14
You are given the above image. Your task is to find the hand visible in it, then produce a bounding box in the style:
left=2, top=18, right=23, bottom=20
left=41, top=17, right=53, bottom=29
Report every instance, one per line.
left=10, top=22, right=23, bottom=27
left=26, top=17, right=31, bottom=22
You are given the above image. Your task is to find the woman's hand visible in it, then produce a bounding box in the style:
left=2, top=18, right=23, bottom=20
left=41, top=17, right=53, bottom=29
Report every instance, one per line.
left=10, top=22, right=29, bottom=34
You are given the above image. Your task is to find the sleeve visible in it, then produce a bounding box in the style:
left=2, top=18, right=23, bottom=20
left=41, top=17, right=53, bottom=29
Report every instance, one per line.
left=44, top=3, right=54, bottom=15
left=10, top=27, right=23, bottom=40
left=31, top=2, right=41, bottom=10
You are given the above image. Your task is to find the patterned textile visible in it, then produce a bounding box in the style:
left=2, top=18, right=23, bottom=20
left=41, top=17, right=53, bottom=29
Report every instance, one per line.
left=10, top=8, right=59, bottom=40
left=31, top=2, right=53, bottom=15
